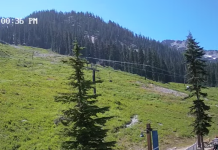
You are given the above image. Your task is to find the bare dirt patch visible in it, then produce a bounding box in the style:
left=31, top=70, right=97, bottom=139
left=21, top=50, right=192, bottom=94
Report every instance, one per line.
left=33, top=51, right=67, bottom=63
left=33, top=51, right=61, bottom=58
left=47, top=78, right=55, bottom=80
left=136, top=81, right=188, bottom=98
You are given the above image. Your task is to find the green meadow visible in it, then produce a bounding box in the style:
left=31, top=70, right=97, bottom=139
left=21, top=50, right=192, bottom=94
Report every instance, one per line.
left=0, top=43, right=218, bottom=150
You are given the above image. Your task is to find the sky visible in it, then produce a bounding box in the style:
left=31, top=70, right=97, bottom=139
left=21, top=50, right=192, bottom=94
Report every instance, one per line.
left=0, top=0, right=217, bottom=50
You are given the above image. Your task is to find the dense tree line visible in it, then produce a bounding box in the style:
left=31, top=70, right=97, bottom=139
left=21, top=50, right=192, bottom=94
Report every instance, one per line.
left=0, top=10, right=218, bottom=86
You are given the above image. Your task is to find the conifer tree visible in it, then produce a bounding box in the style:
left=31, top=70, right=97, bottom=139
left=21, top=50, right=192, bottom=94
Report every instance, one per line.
left=184, top=33, right=211, bottom=149
left=55, top=41, right=115, bottom=150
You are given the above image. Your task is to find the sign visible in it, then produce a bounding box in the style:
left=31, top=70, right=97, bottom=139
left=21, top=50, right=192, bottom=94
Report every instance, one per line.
left=152, top=130, right=159, bottom=150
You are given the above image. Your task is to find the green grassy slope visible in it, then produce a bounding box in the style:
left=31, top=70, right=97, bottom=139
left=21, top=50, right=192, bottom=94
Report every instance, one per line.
left=0, top=43, right=218, bottom=150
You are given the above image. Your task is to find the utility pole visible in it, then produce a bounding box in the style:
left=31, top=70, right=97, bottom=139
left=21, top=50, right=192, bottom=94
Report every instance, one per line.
left=86, top=63, right=99, bottom=95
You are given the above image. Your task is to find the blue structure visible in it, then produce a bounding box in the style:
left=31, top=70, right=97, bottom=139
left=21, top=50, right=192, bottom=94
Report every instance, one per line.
left=152, top=130, right=159, bottom=150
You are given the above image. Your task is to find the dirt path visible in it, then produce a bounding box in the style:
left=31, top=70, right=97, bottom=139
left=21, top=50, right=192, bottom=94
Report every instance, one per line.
left=135, top=81, right=188, bottom=98
left=33, top=51, right=61, bottom=58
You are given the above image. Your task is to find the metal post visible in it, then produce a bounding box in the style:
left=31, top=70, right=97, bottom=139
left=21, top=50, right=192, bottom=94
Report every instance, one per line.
left=86, top=65, right=99, bottom=95
left=93, top=69, right=96, bottom=95
left=147, top=123, right=152, bottom=150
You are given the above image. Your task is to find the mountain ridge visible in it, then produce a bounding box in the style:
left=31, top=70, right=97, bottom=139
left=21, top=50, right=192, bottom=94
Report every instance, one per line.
left=161, top=39, right=218, bottom=60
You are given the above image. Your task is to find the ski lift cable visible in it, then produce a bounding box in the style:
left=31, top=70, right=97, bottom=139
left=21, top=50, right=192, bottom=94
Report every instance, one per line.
left=85, top=57, right=172, bottom=73
left=85, top=56, right=185, bottom=76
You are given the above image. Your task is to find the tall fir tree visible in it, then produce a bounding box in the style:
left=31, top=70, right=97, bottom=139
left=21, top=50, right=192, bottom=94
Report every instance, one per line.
left=184, top=33, right=212, bottom=149
left=55, top=41, right=115, bottom=150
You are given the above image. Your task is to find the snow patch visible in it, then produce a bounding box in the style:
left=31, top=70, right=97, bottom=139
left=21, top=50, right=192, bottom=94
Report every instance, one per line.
left=91, top=36, right=95, bottom=44
left=126, top=115, right=138, bottom=128
left=204, top=55, right=212, bottom=58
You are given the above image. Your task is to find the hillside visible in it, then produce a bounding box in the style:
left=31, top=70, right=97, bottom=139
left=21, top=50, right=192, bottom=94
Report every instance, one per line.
left=1, top=43, right=218, bottom=149
left=0, top=10, right=218, bottom=86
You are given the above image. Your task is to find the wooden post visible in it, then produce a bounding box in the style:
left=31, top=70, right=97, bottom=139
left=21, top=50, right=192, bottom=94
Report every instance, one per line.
left=147, top=123, right=152, bottom=150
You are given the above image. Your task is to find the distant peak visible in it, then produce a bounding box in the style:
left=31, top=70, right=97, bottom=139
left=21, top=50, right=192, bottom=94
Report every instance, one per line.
left=161, top=39, right=218, bottom=60
left=161, top=40, right=187, bottom=51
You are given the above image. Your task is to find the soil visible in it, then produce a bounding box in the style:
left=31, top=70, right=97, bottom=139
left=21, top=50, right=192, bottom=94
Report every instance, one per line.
left=135, top=81, right=188, bottom=98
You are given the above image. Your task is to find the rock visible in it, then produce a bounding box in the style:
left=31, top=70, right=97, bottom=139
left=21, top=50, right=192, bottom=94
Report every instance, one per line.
left=158, top=123, right=163, bottom=126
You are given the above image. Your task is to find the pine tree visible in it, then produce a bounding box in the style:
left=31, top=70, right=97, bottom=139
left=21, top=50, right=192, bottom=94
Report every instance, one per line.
left=55, top=41, right=115, bottom=150
left=184, top=33, right=211, bottom=149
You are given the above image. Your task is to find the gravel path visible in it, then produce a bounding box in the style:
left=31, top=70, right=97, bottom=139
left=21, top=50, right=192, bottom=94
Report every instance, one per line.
left=149, top=84, right=188, bottom=97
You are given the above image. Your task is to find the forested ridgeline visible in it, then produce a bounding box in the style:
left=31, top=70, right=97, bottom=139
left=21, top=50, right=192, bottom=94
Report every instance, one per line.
left=0, top=10, right=217, bottom=86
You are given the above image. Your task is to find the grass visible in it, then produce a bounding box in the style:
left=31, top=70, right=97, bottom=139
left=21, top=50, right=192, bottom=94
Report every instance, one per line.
left=0, top=43, right=218, bottom=149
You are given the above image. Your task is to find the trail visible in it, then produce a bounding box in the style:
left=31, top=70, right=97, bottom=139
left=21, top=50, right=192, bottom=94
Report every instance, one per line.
left=135, top=81, right=188, bottom=98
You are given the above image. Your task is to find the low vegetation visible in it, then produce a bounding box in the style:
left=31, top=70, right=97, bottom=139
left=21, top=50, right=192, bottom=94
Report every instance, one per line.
left=0, top=43, right=218, bottom=149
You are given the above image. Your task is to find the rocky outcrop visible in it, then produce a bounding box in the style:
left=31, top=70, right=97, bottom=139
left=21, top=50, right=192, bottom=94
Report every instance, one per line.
left=162, top=40, right=218, bottom=60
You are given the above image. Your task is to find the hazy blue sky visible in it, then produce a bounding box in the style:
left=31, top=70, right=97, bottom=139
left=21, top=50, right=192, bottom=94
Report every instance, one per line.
left=1, top=0, right=217, bottom=50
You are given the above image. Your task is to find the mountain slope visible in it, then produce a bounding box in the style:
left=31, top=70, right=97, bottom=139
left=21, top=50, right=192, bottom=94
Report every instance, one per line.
left=0, top=10, right=187, bottom=84
left=0, top=10, right=218, bottom=86
left=1, top=43, right=218, bottom=149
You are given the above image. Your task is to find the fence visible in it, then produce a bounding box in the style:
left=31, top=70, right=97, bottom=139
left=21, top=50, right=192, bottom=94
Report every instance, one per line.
left=185, top=142, right=197, bottom=150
